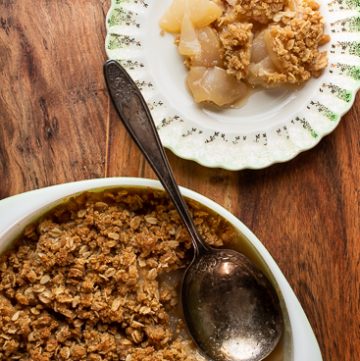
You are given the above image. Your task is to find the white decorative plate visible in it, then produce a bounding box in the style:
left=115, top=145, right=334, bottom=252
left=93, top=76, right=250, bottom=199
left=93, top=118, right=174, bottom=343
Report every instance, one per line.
left=105, top=0, right=360, bottom=170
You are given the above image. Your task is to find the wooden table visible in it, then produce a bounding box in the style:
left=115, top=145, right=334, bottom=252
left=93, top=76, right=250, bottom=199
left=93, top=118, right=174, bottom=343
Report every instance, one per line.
left=0, top=1, right=359, bottom=360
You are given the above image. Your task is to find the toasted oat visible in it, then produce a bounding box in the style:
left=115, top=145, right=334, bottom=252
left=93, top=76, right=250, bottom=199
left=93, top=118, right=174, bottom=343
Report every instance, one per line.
left=0, top=190, right=234, bottom=360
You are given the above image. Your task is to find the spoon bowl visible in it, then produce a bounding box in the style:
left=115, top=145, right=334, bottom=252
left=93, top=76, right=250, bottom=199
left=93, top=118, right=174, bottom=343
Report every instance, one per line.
left=182, top=248, right=283, bottom=361
left=104, top=60, right=283, bottom=361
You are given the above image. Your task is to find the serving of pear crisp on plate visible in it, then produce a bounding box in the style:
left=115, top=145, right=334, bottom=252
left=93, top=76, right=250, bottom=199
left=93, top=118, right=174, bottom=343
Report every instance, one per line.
left=106, top=0, right=360, bottom=170
left=160, top=0, right=329, bottom=107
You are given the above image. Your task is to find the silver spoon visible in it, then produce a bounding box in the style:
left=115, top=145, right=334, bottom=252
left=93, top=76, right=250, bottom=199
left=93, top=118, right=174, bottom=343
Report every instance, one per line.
left=104, top=60, right=283, bottom=361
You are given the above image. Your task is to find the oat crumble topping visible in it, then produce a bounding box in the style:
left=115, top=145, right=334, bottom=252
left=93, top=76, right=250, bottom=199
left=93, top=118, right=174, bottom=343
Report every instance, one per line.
left=219, top=0, right=287, bottom=25
left=0, top=190, right=236, bottom=361
left=219, top=22, right=254, bottom=80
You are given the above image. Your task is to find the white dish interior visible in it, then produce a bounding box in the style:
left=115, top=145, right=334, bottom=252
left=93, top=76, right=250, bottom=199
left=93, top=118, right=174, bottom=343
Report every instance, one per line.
left=0, top=178, right=322, bottom=360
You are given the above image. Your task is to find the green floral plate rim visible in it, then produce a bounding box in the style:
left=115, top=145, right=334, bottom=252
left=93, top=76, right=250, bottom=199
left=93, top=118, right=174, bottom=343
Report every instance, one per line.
left=105, top=0, right=360, bottom=170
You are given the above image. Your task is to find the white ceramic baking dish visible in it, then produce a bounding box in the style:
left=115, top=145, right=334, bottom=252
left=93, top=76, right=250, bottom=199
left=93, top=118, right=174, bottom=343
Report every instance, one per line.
left=0, top=178, right=322, bottom=360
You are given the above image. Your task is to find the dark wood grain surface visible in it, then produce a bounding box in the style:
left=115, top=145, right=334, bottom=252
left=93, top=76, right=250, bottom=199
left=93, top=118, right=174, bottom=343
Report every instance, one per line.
left=0, top=1, right=359, bottom=360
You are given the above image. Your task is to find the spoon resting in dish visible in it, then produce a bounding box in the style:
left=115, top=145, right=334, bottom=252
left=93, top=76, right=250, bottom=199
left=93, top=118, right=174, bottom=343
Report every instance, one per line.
left=103, top=59, right=283, bottom=361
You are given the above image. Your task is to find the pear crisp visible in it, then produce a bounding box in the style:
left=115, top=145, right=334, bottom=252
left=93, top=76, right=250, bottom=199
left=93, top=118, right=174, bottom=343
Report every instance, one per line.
left=160, top=0, right=329, bottom=107
left=0, top=189, right=237, bottom=361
